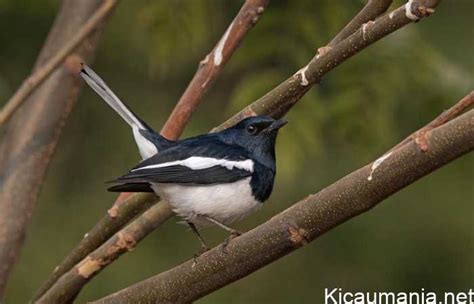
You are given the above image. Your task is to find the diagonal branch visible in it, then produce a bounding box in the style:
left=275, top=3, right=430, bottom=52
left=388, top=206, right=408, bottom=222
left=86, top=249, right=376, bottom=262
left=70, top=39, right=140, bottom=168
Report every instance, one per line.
left=0, top=0, right=115, bottom=298
left=391, top=90, right=474, bottom=152
left=215, top=0, right=440, bottom=131
left=327, top=0, right=392, bottom=47
left=31, top=193, right=157, bottom=301
left=37, top=1, right=443, bottom=302
left=34, top=0, right=270, bottom=301
left=0, top=0, right=118, bottom=126
left=91, top=103, right=474, bottom=304
left=161, top=0, right=270, bottom=139
left=36, top=202, right=174, bottom=304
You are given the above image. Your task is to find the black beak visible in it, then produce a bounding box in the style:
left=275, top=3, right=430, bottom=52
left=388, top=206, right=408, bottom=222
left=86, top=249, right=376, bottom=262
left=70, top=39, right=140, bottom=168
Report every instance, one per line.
left=268, top=119, right=288, bottom=131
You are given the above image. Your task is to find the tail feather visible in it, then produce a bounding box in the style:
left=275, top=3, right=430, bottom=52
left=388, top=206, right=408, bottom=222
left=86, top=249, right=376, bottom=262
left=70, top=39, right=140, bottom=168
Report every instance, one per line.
left=80, top=64, right=174, bottom=159
left=80, top=64, right=149, bottom=131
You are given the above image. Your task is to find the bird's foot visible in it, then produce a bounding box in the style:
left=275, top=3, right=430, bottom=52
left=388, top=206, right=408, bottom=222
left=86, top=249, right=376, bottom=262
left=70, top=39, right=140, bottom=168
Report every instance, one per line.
left=220, top=229, right=243, bottom=254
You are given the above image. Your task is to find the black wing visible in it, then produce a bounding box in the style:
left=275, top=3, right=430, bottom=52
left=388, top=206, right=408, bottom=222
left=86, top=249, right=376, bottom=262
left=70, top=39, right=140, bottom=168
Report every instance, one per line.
left=108, top=136, right=252, bottom=191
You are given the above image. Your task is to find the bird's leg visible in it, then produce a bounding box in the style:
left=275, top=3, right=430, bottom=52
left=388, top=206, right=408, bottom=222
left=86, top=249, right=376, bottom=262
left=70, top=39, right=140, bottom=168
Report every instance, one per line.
left=202, top=216, right=243, bottom=253
left=187, top=221, right=210, bottom=255
left=202, top=215, right=242, bottom=236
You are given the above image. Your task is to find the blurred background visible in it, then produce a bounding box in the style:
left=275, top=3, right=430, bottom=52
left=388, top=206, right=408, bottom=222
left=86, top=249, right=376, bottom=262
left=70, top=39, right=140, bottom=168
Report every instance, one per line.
left=0, top=0, right=472, bottom=303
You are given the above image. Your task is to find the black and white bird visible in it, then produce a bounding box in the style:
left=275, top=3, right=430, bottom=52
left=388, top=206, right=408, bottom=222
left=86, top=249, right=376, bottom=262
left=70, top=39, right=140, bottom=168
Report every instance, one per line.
left=80, top=65, right=286, bottom=250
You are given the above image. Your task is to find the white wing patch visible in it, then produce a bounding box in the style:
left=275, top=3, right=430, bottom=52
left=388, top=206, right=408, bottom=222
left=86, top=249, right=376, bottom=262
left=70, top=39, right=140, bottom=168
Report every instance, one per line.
left=133, top=156, right=254, bottom=172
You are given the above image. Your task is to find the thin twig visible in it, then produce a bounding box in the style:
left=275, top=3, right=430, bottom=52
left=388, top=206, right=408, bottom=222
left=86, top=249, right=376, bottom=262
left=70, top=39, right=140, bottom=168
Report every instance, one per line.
left=34, top=1, right=269, bottom=301
left=91, top=107, right=474, bottom=303
left=0, top=0, right=118, bottom=126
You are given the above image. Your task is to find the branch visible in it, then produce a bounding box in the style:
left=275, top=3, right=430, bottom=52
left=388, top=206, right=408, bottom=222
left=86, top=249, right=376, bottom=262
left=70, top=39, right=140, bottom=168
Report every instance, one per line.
left=0, top=0, right=118, bottom=126
left=327, top=0, right=392, bottom=47
left=391, top=90, right=474, bottom=152
left=215, top=0, right=440, bottom=131
left=161, top=0, right=270, bottom=139
left=36, top=1, right=441, bottom=300
left=36, top=202, right=174, bottom=304
left=0, top=0, right=115, bottom=297
left=31, top=193, right=157, bottom=301
left=34, top=0, right=269, bottom=301
left=92, top=106, right=474, bottom=304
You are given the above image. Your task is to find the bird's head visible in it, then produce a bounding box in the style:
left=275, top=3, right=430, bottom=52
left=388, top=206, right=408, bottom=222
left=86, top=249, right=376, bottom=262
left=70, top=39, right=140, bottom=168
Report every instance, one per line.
left=222, top=116, right=287, bottom=165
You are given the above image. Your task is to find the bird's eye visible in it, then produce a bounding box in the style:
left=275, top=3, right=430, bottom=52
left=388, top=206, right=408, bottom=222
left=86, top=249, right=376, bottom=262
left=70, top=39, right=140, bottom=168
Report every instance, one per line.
left=247, top=125, right=257, bottom=135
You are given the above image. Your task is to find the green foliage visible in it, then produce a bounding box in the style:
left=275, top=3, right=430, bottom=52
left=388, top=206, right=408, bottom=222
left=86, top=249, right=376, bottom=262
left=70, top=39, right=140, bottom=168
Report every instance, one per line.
left=1, top=0, right=472, bottom=303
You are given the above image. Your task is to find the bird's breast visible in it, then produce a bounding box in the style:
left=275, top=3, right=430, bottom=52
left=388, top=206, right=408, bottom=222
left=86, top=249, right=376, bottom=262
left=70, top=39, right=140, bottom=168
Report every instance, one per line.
left=151, top=177, right=261, bottom=226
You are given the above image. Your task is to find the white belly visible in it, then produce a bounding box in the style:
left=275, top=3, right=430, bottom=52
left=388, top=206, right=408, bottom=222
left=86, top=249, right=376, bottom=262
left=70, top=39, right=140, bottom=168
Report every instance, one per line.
left=152, top=177, right=261, bottom=226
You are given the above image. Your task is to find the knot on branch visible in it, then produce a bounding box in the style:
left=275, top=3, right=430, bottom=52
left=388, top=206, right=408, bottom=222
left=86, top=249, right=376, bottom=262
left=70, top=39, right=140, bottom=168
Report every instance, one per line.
left=64, top=54, right=83, bottom=75
left=115, top=231, right=137, bottom=252
left=288, top=226, right=309, bottom=246
left=77, top=257, right=103, bottom=279
left=406, top=0, right=437, bottom=21
left=316, top=46, right=333, bottom=59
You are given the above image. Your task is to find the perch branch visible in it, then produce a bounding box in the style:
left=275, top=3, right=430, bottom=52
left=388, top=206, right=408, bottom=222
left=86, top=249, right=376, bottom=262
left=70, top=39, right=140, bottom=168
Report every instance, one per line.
left=0, top=0, right=114, bottom=297
left=36, top=1, right=441, bottom=301
left=92, top=107, right=474, bottom=304
left=0, top=0, right=118, bottom=126
left=34, top=0, right=269, bottom=300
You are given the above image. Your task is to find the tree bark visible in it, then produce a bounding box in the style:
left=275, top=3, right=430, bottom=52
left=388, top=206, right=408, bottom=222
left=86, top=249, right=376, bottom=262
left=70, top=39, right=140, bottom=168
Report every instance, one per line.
left=0, top=0, right=114, bottom=297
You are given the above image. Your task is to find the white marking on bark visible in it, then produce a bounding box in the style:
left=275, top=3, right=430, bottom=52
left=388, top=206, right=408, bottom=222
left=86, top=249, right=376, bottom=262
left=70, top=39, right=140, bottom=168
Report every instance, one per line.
left=294, top=66, right=309, bottom=86
left=405, top=0, right=420, bottom=21
left=134, top=156, right=254, bottom=172
left=389, top=11, right=395, bottom=19
left=362, top=21, right=374, bottom=40
left=214, top=22, right=233, bottom=66
left=367, top=152, right=393, bottom=181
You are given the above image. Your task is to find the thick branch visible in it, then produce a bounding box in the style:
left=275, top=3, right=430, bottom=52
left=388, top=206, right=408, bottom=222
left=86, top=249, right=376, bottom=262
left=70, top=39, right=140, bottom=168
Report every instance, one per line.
left=0, top=0, right=118, bottom=126
left=0, top=0, right=114, bottom=297
left=92, top=108, right=474, bottom=304
left=35, top=0, right=269, bottom=301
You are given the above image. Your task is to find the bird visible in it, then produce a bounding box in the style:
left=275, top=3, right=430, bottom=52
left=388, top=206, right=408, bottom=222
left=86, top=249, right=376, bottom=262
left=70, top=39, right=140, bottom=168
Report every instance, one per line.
left=80, top=64, right=286, bottom=251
